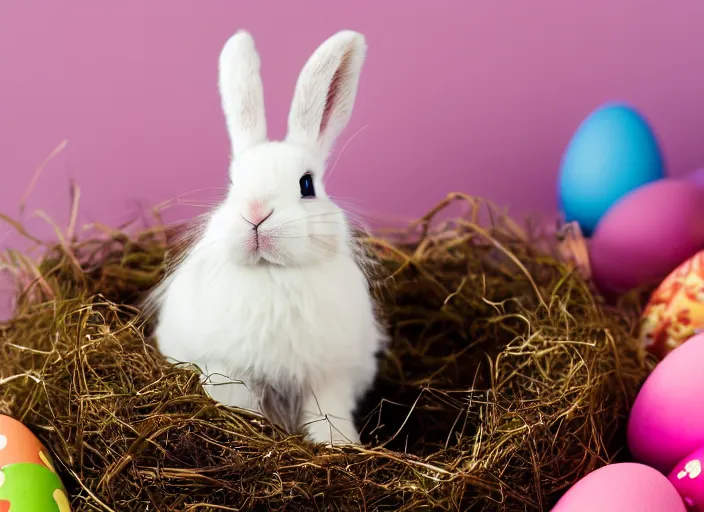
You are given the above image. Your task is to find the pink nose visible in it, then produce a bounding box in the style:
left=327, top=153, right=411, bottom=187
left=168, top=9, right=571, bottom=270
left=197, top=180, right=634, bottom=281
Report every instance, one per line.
left=246, top=201, right=273, bottom=227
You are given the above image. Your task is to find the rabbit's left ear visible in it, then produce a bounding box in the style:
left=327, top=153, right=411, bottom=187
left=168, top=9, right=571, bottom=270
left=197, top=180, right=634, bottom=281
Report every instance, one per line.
left=286, top=30, right=367, bottom=162
left=218, top=30, right=268, bottom=159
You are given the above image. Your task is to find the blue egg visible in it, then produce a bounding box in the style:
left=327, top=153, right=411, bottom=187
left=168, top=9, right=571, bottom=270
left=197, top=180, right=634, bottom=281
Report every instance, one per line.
left=558, top=102, right=665, bottom=236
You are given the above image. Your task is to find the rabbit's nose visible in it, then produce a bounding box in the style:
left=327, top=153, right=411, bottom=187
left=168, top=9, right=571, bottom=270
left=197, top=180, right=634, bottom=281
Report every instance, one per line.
left=243, top=200, right=274, bottom=229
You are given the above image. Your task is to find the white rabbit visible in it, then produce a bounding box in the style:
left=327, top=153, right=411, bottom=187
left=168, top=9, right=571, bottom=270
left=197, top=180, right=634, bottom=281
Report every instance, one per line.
left=145, top=29, right=387, bottom=446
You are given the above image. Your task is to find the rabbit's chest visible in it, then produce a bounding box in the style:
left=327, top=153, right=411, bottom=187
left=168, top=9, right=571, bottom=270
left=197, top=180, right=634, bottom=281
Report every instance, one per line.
left=199, top=260, right=371, bottom=377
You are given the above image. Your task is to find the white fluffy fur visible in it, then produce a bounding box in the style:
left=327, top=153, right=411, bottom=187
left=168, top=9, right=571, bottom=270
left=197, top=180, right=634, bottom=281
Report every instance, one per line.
left=218, top=31, right=267, bottom=157
left=147, top=29, right=385, bottom=446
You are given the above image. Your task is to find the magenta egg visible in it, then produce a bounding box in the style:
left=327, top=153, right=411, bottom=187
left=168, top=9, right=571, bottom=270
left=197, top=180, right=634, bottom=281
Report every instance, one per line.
left=551, top=462, right=686, bottom=511
left=628, top=332, right=704, bottom=473
left=668, top=443, right=704, bottom=511
left=588, top=178, right=704, bottom=294
left=684, top=168, right=704, bottom=189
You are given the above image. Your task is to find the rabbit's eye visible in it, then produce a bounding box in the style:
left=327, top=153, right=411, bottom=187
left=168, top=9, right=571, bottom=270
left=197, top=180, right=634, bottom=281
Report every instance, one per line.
left=300, top=173, right=315, bottom=198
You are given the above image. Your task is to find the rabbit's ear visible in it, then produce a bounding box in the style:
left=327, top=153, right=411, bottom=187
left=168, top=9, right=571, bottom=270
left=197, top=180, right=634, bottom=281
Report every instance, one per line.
left=218, top=31, right=267, bottom=158
left=286, top=30, right=366, bottom=162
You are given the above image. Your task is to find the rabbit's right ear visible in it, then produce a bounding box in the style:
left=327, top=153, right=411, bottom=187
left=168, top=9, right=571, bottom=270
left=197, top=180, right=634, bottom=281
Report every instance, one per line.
left=218, top=31, right=267, bottom=159
left=285, top=31, right=366, bottom=162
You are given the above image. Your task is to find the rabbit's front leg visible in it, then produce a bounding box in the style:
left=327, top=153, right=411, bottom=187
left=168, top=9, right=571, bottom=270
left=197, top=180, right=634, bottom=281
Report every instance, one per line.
left=200, top=362, right=260, bottom=414
left=300, top=379, right=361, bottom=446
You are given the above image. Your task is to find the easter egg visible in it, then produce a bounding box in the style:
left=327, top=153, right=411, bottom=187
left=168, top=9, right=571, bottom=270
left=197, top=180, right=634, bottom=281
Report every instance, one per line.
left=551, top=462, right=686, bottom=511
left=558, top=102, right=665, bottom=236
left=668, top=443, right=704, bottom=511
left=640, top=250, right=704, bottom=358
left=628, top=332, right=704, bottom=473
left=684, top=168, right=704, bottom=188
left=588, top=178, right=704, bottom=294
left=0, top=414, right=56, bottom=471
left=0, top=463, right=70, bottom=511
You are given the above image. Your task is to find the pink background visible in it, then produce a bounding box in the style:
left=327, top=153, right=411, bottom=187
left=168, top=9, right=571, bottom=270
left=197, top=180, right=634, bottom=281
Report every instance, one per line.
left=1, top=0, right=704, bottom=316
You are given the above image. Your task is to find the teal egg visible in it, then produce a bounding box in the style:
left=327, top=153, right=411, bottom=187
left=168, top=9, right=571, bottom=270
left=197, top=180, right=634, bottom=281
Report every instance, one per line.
left=558, top=102, right=665, bottom=236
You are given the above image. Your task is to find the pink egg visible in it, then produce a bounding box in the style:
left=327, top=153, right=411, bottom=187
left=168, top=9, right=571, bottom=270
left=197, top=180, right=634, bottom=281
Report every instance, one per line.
left=588, top=178, right=704, bottom=294
left=668, top=443, right=704, bottom=510
left=551, top=462, right=686, bottom=511
left=628, top=332, right=704, bottom=473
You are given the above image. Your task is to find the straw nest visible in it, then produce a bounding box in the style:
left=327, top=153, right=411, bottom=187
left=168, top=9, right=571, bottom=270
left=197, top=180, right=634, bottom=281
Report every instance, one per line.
left=0, top=193, right=651, bottom=511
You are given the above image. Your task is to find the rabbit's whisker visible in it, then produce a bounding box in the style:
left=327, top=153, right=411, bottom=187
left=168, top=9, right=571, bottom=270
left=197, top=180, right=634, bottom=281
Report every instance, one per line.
left=270, top=211, right=346, bottom=230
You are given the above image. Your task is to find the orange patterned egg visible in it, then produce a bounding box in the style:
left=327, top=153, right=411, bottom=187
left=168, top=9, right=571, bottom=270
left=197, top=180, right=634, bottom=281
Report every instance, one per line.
left=640, top=250, right=704, bottom=358
left=0, top=415, right=56, bottom=472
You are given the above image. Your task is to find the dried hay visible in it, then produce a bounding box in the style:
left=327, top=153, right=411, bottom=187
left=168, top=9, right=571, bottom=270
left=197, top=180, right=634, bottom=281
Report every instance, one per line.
left=0, top=193, right=651, bottom=511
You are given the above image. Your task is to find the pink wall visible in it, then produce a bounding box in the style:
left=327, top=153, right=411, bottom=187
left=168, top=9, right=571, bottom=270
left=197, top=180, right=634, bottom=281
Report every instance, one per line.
left=1, top=0, right=704, bottom=314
